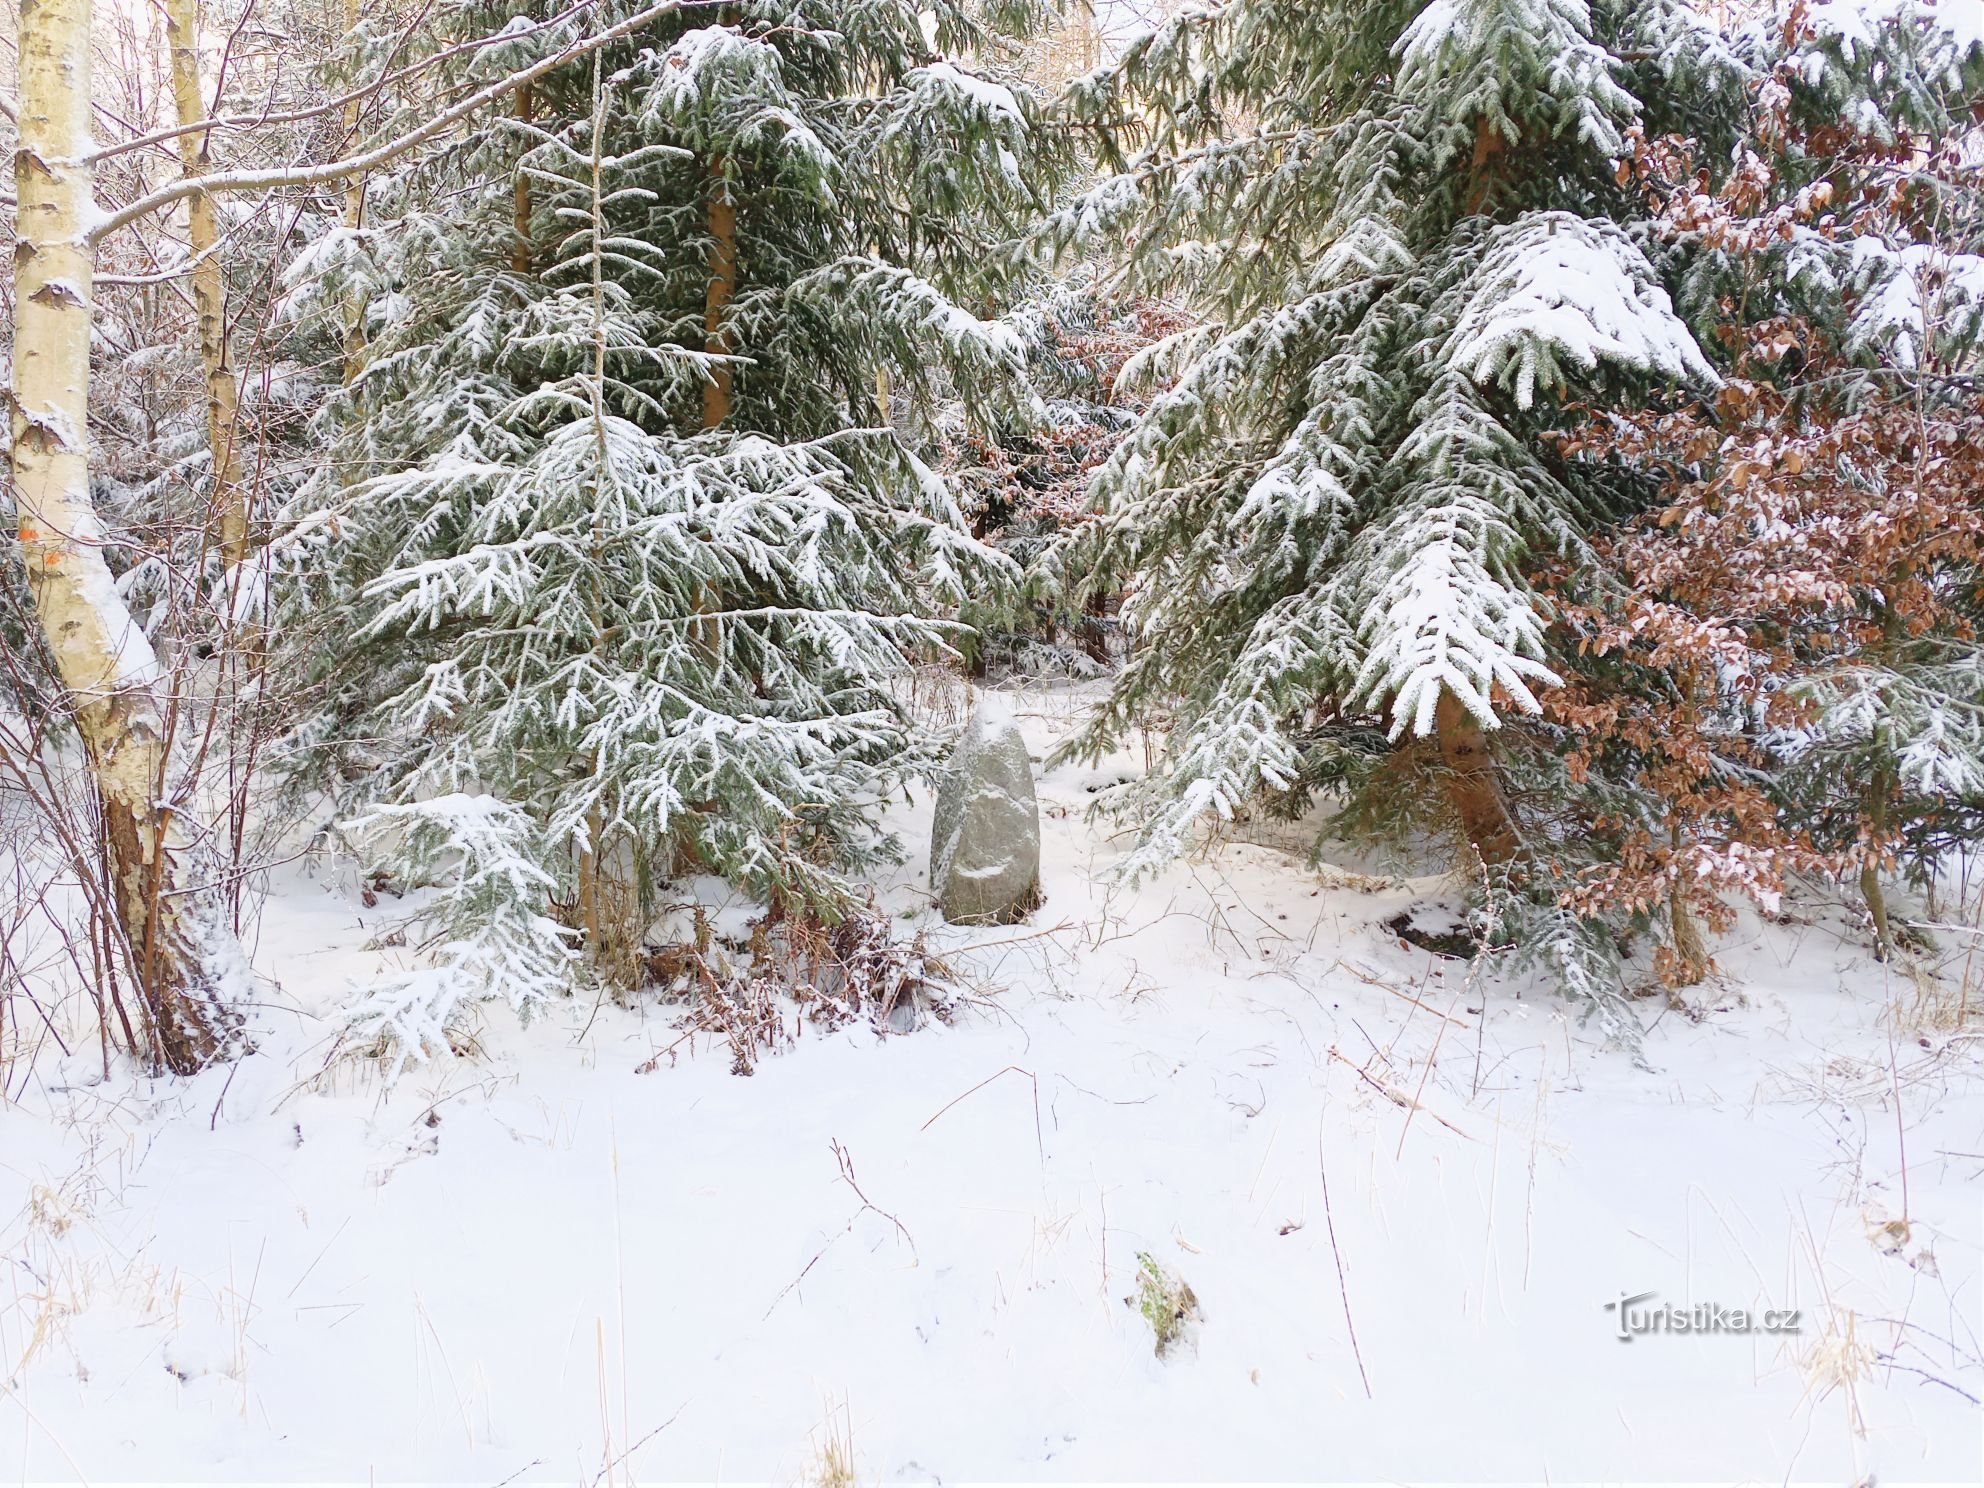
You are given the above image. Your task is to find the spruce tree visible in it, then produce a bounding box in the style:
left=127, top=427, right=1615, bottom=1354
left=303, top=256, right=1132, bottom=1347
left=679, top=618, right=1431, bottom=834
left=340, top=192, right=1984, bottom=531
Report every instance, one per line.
left=1044, top=0, right=1979, bottom=1030
left=1038, top=0, right=1760, bottom=1026
left=274, top=0, right=1058, bottom=1047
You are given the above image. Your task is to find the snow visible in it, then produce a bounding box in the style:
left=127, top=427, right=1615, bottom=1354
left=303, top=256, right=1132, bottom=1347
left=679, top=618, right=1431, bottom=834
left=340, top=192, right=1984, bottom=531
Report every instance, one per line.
left=1809, top=0, right=1984, bottom=58
left=3, top=683, right=1980, bottom=1481
left=1357, top=520, right=1561, bottom=736
left=65, top=523, right=166, bottom=694
left=650, top=25, right=780, bottom=109
left=1847, top=237, right=1984, bottom=367
left=1393, top=0, right=1637, bottom=159
left=910, top=62, right=1026, bottom=129
left=1396, top=0, right=1482, bottom=60
left=1447, top=212, right=1719, bottom=408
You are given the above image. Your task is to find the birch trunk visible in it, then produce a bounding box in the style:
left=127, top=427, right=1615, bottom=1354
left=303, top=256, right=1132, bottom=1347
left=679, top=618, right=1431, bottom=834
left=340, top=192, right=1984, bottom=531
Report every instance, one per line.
left=12, top=0, right=241, bottom=1072
left=340, top=0, right=368, bottom=381
left=165, top=0, right=248, bottom=569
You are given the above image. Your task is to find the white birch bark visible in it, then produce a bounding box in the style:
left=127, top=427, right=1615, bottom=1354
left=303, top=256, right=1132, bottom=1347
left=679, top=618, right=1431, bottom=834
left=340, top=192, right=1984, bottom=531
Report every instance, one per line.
left=340, top=0, right=368, bottom=381
left=12, top=0, right=242, bottom=1071
left=165, top=0, right=249, bottom=569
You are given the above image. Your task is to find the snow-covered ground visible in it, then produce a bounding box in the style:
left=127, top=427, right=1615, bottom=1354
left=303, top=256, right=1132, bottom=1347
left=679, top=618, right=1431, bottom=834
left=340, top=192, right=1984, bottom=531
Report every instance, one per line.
left=3, top=684, right=1980, bottom=1483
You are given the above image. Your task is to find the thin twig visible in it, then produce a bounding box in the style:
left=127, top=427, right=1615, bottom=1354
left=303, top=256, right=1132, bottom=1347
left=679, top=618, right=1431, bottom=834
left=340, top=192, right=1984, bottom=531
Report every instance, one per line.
left=919, top=1064, right=1045, bottom=1164
left=589, top=1406, right=686, bottom=1487
left=1317, top=1106, right=1372, bottom=1398
left=831, top=1138, right=916, bottom=1261
left=1325, top=1045, right=1471, bottom=1140
left=1335, top=959, right=1472, bottom=1028
left=1397, top=984, right=1466, bottom=1161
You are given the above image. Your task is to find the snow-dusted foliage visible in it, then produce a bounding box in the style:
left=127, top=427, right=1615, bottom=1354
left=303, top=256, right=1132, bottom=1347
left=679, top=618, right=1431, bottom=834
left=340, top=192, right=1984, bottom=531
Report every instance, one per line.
left=1844, top=240, right=1984, bottom=368
left=1040, top=0, right=1726, bottom=902
left=1041, top=0, right=1979, bottom=1026
left=344, top=796, right=579, bottom=1062
left=1542, top=16, right=1984, bottom=975
left=1445, top=213, right=1718, bottom=408
left=274, top=0, right=1058, bottom=1021
left=1395, top=0, right=1637, bottom=165
left=1791, top=0, right=1983, bottom=136
left=939, top=264, right=1190, bottom=677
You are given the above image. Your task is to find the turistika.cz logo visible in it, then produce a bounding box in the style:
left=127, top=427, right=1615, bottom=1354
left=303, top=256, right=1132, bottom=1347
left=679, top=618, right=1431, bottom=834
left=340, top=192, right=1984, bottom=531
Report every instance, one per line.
left=1603, top=1290, right=1803, bottom=1342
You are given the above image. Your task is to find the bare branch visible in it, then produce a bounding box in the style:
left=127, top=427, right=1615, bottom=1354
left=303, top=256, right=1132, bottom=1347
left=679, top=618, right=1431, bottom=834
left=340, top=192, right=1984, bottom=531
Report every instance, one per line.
left=88, top=0, right=587, bottom=166
left=90, top=0, right=695, bottom=244
left=96, top=238, right=223, bottom=286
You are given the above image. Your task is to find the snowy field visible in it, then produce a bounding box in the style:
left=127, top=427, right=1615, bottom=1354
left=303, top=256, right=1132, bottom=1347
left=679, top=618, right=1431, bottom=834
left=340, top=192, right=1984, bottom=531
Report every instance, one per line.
left=3, top=684, right=1980, bottom=1483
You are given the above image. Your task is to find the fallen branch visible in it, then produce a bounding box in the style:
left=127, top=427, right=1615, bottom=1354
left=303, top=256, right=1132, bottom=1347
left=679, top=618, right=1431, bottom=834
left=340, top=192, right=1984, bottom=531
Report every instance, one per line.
left=832, top=1137, right=916, bottom=1262
left=762, top=1139, right=918, bottom=1320
left=949, top=918, right=1077, bottom=953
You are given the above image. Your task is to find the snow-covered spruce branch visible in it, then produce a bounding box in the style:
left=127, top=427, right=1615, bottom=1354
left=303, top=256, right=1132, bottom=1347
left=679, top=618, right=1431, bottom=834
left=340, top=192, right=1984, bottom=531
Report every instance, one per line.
left=89, top=0, right=695, bottom=244
left=343, top=796, right=582, bottom=1063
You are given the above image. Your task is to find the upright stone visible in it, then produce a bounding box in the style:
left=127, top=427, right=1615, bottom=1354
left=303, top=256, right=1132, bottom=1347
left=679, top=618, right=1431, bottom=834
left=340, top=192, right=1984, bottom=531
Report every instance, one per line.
left=931, top=696, right=1043, bottom=925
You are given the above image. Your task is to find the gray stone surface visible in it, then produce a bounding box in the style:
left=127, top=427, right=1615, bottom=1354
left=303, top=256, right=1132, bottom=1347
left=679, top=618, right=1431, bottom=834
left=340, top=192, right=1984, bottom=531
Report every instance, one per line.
left=930, top=697, right=1042, bottom=925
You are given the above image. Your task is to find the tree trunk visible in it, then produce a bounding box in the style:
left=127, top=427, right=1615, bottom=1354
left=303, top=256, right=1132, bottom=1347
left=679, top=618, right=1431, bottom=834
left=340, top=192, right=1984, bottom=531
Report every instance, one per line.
left=1465, top=116, right=1504, bottom=215
left=1434, top=691, right=1520, bottom=867
left=1863, top=595, right=1909, bottom=963
left=511, top=82, right=534, bottom=274
left=1861, top=862, right=1893, bottom=961
left=12, top=0, right=241, bottom=1072
left=701, top=158, right=738, bottom=430
left=690, top=154, right=737, bottom=661
left=1079, top=590, right=1110, bottom=666
left=339, top=0, right=368, bottom=382
left=1862, top=775, right=1895, bottom=961
left=165, top=0, right=248, bottom=570
left=1667, top=823, right=1709, bottom=985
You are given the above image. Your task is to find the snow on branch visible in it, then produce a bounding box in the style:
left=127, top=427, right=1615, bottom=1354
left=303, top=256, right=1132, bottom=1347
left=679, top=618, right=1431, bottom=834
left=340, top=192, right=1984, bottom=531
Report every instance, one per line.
left=1806, top=0, right=1984, bottom=62
left=1446, top=211, right=1718, bottom=408
left=343, top=795, right=581, bottom=1064
left=789, top=256, right=1035, bottom=414
left=1347, top=376, right=1565, bottom=737
left=904, top=62, right=1028, bottom=131
left=1395, top=0, right=1637, bottom=160
left=1846, top=238, right=1984, bottom=368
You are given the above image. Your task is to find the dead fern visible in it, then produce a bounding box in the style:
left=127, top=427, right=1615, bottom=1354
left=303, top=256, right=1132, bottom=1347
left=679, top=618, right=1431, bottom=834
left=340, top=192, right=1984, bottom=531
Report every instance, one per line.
left=642, top=902, right=959, bottom=1074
